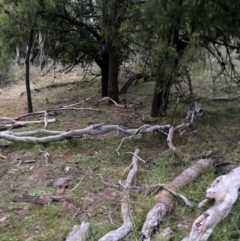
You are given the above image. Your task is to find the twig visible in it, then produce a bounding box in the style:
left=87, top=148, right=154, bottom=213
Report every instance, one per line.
left=126, top=152, right=146, bottom=163
left=67, top=177, right=85, bottom=193
left=97, top=174, right=119, bottom=188
left=116, top=135, right=137, bottom=156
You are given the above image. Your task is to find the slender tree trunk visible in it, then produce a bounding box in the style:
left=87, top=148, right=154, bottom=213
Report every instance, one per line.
left=25, top=28, right=34, bottom=113
left=16, top=45, right=21, bottom=65
left=39, top=32, right=46, bottom=71
left=108, top=44, right=119, bottom=102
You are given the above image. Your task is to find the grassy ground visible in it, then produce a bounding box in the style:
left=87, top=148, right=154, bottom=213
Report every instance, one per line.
left=0, top=65, right=240, bottom=241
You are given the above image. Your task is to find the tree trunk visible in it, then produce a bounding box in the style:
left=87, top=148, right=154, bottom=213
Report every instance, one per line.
left=151, top=68, right=174, bottom=117
left=25, top=28, right=34, bottom=113
left=119, top=73, right=143, bottom=95
left=101, top=51, right=109, bottom=97
left=108, top=44, right=119, bottom=103
left=39, top=32, right=46, bottom=71
left=16, top=45, right=21, bottom=65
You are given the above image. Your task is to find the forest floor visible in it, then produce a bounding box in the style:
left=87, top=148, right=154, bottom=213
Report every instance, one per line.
left=0, top=67, right=240, bottom=241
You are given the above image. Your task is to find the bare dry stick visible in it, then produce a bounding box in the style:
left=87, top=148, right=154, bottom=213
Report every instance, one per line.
left=181, top=166, right=240, bottom=241
left=98, top=149, right=140, bottom=241
left=98, top=97, right=125, bottom=108
left=53, top=96, right=95, bottom=109
left=51, top=107, right=99, bottom=112
left=140, top=158, right=214, bottom=241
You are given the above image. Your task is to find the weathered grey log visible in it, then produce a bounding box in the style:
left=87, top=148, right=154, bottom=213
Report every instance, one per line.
left=66, top=221, right=90, bottom=241
left=140, top=158, right=214, bottom=241
left=181, top=166, right=240, bottom=241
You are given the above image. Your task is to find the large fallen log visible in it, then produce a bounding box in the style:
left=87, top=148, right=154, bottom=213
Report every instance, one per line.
left=181, top=166, right=240, bottom=241
left=140, top=157, right=214, bottom=241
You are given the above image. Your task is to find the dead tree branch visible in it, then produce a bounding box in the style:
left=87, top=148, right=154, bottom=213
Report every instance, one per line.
left=98, top=149, right=140, bottom=241
left=98, top=97, right=125, bottom=108
left=181, top=166, right=240, bottom=241
left=0, top=123, right=192, bottom=156
left=66, top=221, right=90, bottom=241
left=140, top=158, right=214, bottom=241
left=0, top=118, right=56, bottom=131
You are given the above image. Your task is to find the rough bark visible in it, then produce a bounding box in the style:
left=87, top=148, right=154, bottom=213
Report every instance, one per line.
left=25, top=27, right=34, bottom=113
left=101, top=49, right=109, bottom=97
left=38, top=32, right=46, bottom=71
left=108, top=44, right=119, bottom=103
left=140, top=158, right=214, bottom=240
left=151, top=77, right=172, bottom=117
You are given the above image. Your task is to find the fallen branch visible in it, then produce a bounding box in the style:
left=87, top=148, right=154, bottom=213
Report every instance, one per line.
left=0, top=118, right=56, bottom=131
left=53, top=96, right=95, bottom=109
left=181, top=166, right=240, bottom=241
left=0, top=123, right=190, bottom=156
left=51, top=107, right=99, bottom=112
left=140, top=157, right=214, bottom=241
left=98, top=97, right=125, bottom=108
left=98, top=149, right=140, bottom=241
left=66, top=221, right=90, bottom=241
